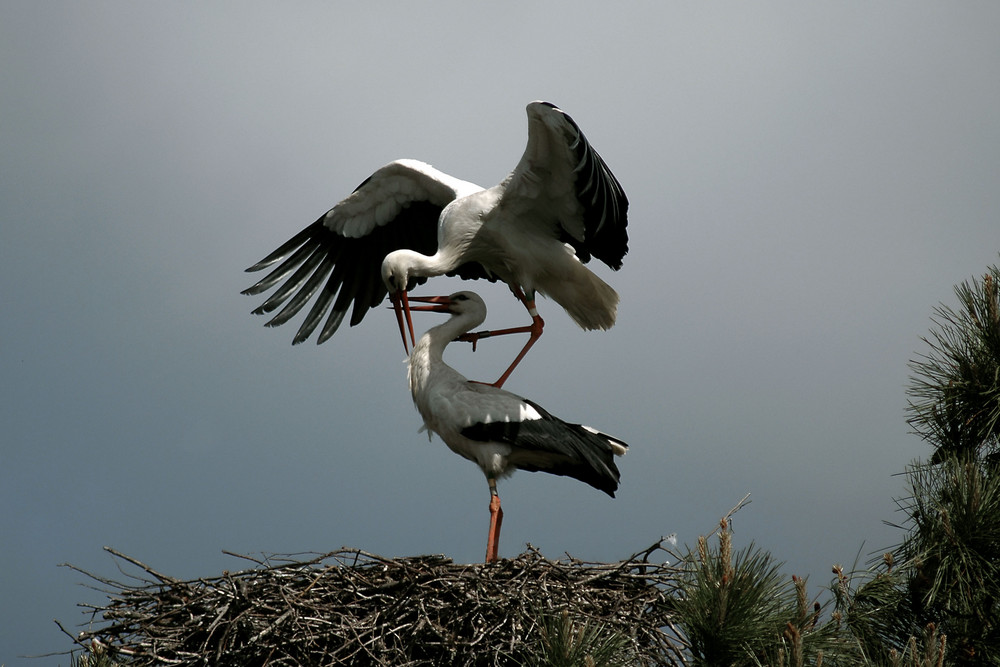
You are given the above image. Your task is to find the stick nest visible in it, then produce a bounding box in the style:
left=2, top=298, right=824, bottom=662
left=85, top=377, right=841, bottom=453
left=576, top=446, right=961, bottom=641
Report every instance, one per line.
left=62, top=540, right=686, bottom=666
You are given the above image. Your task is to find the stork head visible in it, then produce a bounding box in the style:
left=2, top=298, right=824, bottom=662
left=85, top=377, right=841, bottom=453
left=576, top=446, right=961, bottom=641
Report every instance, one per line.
left=409, top=291, right=487, bottom=323
left=381, top=250, right=421, bottom=294
left=381, top=250, right=425, bottom=354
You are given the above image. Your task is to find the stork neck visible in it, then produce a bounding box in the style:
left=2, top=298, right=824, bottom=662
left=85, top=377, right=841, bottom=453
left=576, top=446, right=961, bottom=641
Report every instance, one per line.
left=401, top=248, right=459, bottom=279
left=408, top=298, right=487, bottom=403
left=409, top=315, right=465, bottom=400
left=414, top=308, right=483, bottom=363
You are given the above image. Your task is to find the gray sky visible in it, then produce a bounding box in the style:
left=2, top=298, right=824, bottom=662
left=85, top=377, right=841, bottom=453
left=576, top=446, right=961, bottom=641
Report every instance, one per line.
left=2, top=2, right=999, bottom=662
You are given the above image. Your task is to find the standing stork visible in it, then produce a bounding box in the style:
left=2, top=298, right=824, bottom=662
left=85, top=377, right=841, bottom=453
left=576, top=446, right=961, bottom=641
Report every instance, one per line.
left=406, top=290, right=628, bottom=563
left=243, top=101, right=629, bottom=387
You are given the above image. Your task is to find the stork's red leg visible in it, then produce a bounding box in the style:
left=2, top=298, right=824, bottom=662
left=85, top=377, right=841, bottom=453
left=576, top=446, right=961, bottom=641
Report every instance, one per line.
left=492, top=288, right=544, bottom=387
left=491, top=319, right=542, bottom=388
left=485, top=478, right=503, bottom=564
left=456, top=287, right=544, bottom=388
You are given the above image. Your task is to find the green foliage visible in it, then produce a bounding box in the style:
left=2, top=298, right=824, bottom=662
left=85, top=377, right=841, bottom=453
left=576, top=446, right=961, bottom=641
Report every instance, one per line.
left=667, top=520, right=851, bottom=667
left=670, top=522, right=791, bottom=665
left=70, top=643, right=126, bottom=667
left=907, top=263, right=1000, bottom=462
left=531, top=608, right=633, bottom=667
left=889, top=623, right=948, bottom=667
left=833, top=456, right=1000, bottom=666
left=831, top=559, right=948, bottom=667
left=898, top=457, right=1000, bottom=664
left=894, top=259, right=1000, bottom=664
left=831, top=556, right=913, bottom=665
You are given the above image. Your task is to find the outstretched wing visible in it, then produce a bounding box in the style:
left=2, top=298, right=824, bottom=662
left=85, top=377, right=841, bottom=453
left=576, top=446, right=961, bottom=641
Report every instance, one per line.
left=243, top=160, right=482, bottom=344
left=498, top=102, right=630, bottom=270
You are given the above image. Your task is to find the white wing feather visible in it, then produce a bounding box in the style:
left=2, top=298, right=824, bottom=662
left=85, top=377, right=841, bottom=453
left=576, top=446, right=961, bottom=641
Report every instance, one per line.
left=497, top=102, right=587, bottom=242
left=325, top=159, right=482, bottom=239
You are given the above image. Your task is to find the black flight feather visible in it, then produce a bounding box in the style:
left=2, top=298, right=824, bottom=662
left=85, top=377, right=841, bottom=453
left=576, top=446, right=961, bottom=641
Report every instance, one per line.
left=459, top=399, right=627, bottom=497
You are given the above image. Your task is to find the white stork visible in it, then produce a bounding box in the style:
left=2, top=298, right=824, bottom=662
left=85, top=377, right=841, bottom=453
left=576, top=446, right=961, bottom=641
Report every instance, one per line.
left=243, top=101, right=629, bottom=387
left=406, top=290, right=628, bottom=563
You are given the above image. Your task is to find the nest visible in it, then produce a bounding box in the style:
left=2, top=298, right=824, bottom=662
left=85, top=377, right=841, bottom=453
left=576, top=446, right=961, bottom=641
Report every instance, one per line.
left=61, top=540, right=687, bottom=666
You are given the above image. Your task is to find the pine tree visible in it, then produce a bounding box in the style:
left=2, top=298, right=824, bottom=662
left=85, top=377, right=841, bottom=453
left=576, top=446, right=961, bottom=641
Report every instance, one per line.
left=907, top=262, right=1000, bottom=462
left=857, top=259, right=1000, bottom=665
left=831, top=260, right=1000, bottom=666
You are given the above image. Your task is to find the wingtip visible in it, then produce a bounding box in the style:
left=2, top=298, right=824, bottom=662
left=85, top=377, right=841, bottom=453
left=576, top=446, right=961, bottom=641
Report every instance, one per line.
left=241, top=278, right=274, bottom=296
left=526, top=101, right=565, bottom=120
left=244, top=259, right=272, bottom=273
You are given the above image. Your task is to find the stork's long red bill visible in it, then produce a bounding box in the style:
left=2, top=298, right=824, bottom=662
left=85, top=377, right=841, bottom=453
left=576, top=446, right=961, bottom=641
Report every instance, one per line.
left=407, top=295, right=453, bottom=313
left=389, top=290, right=416, bottom=354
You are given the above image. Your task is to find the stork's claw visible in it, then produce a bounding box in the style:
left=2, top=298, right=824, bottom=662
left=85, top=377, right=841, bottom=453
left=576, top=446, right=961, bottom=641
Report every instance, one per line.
left=456, top=331, right=486, bottom=351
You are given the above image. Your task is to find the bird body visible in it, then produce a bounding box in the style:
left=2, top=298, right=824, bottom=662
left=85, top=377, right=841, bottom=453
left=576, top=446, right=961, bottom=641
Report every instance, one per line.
left=244, top=102, right=629, bottom=381
left=393, top=188, right=620, bottom=332
left=406, top=290, right=627, bottom=561
left=408, top=291, right=627, bottom=498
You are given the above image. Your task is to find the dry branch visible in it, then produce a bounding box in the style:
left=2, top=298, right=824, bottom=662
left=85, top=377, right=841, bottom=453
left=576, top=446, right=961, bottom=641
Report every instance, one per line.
left=61, top=540, right=687, bottom=666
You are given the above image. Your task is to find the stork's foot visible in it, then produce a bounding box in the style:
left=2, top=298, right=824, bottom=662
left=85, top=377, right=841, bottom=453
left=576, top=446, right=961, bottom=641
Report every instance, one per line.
left=456, top=331, right=483, bottom=352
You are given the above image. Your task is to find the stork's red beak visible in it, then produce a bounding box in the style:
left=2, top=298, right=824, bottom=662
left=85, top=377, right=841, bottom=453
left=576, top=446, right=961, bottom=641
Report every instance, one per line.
left=389, top=290, right=416, bottom=354
left=407, top=295, right=453, bottom=313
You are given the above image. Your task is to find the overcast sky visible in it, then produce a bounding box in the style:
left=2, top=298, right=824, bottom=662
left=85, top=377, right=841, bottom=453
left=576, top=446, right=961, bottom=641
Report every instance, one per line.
left=3, top=2, right=999, bottom=663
